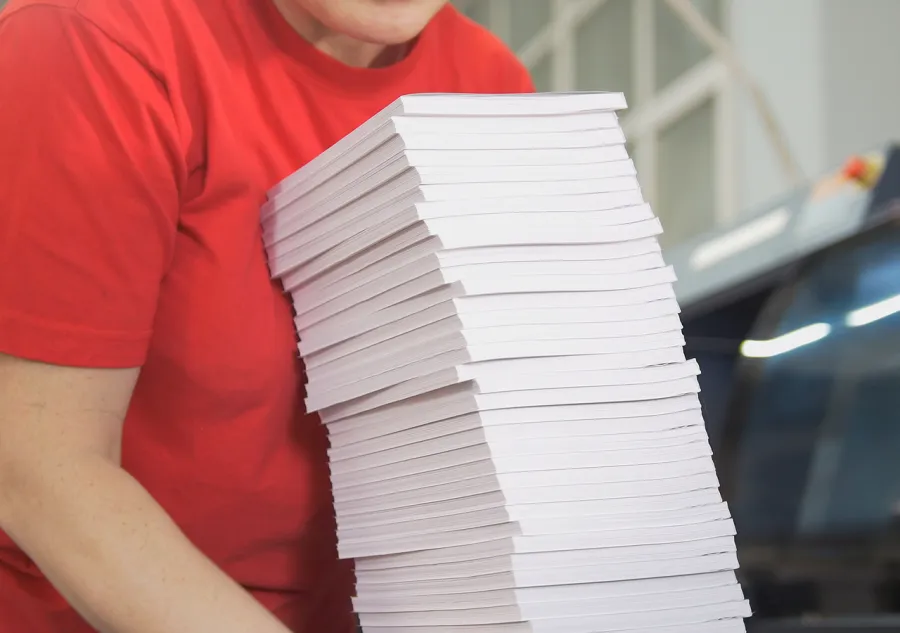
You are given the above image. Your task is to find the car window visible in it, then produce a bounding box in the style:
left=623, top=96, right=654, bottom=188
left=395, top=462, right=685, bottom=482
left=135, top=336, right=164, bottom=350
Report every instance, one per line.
left=731, top=226, right=900, bottom=540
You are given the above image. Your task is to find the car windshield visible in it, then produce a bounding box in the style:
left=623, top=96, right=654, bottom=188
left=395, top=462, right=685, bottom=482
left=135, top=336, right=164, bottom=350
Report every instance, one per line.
left=730, top=224, right=900, bottom=541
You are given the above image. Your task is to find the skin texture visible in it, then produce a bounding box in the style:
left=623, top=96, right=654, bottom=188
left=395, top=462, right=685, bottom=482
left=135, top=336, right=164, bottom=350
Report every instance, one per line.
left=273, top=0, right=449, bottom=67
left=0, top=355, right=295, bottom=633
left=0, top=3, right=443, bottom=632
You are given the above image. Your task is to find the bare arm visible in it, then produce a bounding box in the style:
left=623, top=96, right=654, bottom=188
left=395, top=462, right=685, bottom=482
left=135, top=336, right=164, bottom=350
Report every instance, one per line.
left=0, top=354, right=293, bottom=633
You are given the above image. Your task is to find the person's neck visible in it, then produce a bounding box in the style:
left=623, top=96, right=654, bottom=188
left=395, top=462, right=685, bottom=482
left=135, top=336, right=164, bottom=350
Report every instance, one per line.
left=271, top=0, right=409, bottom=68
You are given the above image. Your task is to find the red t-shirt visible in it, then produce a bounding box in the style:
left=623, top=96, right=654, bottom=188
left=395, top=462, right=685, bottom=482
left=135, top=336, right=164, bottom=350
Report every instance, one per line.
left=0, top=1, right=533, bottom=630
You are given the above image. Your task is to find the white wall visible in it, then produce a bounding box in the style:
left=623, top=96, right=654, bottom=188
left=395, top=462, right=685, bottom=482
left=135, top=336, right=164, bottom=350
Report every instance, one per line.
left=730, top=0, right=825, bottom=212
left=823, top=0, right=900, bottom=169
left=731, top=0, right=900, bottom=214
left=455, top=0, right=900, bottom=244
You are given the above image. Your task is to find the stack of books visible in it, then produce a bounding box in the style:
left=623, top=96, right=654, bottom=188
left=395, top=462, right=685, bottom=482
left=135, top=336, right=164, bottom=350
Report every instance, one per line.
left=262, top=93, right=749, bottom=633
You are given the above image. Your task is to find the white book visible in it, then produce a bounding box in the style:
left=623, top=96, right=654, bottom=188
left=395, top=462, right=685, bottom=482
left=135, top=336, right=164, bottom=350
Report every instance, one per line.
left=333, top=456, right=720, bottom=506
left=294, top=262, right=677, bottom=332
left=272, top=212, right=662, bottom=278
left=355, top=535, right=735, bottom=572
left=308, top=314, right=684, bottom=384
left=401, top=144, right=632, bottom=167
left=384, top=110, right=619, bottom=135
left=335, top=470, right=722, bottom=517
left=294, top=247, right=664, bottom=317
left=328, top=402, right=697, bottom=461
left=265, top=157, right=638, bottom=247
left=341, top=505, right=734, bottom=556
left=305, top=313, right=681, bottom=379
left=267, top=120, right=625, bottom=230
left=340, top=521, right=739, bottom=561
left=337, top=504, right=731, bottom=549
left=356, top=583, right=744, bottom=626
left=302, top=297, right=679, bottom=363
left=355, top=527, right=737, bottom=588
left=321, top=373, right=698, bottom=425
left=290, top=244, right=662, bottom=311
left=268, top=158, right=638, bottom=249
left=358, top=599, right=750, bottom=633
left=271, top=94, right=628, bottom=203
left=353, top=572, right=737, bottom=618
left=266, top=115, right=628, bottom=215
left=310, top=353, right=696, bottom=414
left=301, top=282, right=675, bottom=355
left=330, top=442, right=714, bottom=495
left=262, top=92, right=746, bottom=633
left=286, top=232, right=659, bottom=310
left=266, top=133, right=633, bottom=242
left=338, top=486, right=722, bottom=529
left=330, top=423, right=710, bottom=477
left=267, top=174, right=642, bottom=268
left=267, top=92, right=628, bottom=202
left=349, top=546, right=739, bottom=584
left=352, top=570, right=738, bottom=611
left=309, top=334, right=688, bottom=405
left=325, top=387, right=702, bottom=441
left=309, top=348, right=691, bottom=418
left=308, top=307, right=681, bottom=372
left=334, top=461, right=721, bottom=516
left=276, top=190, right=649, bottom=285
left=359, top=622, right=748, bottom=633
left=265, top=141, right=633, bottom=242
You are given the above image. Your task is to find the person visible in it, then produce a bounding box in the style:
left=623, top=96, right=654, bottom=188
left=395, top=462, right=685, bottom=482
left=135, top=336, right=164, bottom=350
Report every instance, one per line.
left=0, top=0, right=533, bottom=630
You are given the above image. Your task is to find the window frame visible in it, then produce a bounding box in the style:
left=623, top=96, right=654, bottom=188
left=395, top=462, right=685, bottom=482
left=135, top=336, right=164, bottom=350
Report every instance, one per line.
left=466, top=0, right=739, bottom=229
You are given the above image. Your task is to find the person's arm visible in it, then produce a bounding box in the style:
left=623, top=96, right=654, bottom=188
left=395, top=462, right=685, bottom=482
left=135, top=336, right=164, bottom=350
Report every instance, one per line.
left=0, top=355, right=292, bottom=633
left=0, top=7, right=291, bottom=633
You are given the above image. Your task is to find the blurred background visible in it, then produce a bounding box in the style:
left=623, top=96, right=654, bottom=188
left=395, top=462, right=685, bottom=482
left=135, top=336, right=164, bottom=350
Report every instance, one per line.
left=455, top=0, right=900, bottom=245
left=458, top=1, right=900, bottom=631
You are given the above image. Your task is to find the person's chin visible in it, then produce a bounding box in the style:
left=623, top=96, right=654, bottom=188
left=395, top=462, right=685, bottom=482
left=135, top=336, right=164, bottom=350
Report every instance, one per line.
left=348, top=23, right=428, bottom=46
left=349, top=0, right=445, bottom=44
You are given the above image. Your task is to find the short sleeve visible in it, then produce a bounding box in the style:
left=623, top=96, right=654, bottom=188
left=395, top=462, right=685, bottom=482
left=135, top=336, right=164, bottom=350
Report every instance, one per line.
left=441, top=7, right=534, bottom=96
left=0, top=6, right=184, bottom=368
left=496, top=53, right=536, bottom=94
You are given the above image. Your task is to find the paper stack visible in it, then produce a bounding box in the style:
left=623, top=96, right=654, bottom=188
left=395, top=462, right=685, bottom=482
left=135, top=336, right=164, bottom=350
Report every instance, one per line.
left=262, top=93, right=749, bottom=633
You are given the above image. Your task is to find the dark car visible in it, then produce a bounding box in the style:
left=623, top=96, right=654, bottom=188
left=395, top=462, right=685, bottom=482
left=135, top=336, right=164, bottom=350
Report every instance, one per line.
left=682, top=192, right=900, bottom=632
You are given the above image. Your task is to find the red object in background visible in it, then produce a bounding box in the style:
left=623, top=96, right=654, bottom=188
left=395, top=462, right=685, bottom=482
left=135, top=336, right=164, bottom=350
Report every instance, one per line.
left=843, top=155, right=869, bottom=182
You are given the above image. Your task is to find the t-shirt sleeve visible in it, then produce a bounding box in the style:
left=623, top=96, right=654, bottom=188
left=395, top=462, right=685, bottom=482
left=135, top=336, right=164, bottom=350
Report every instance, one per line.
left=474, top=29, right=536, bottom=95
left=496, top=52, right=536, bottom=94
left=446, top=7, right=535, bottom=95
left=0, top=6, right=184, bottom=368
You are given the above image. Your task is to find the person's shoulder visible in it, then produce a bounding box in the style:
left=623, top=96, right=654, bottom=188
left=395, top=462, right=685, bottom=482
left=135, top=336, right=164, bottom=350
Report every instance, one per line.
left=430, top=5, right=525, bottom=68
left=1, top=0, right=185, bottom=72
left=432, top=5, right=513, bottom=59
left=1, top=0, right=174, bottom=34
left=427, top=4, right=535, bottom=93
left=1, top=0, right=78, bottom=15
